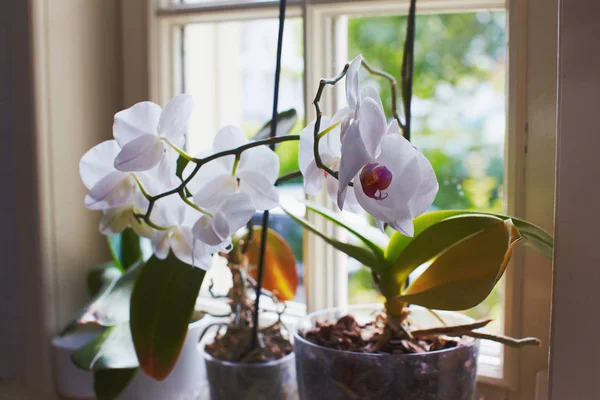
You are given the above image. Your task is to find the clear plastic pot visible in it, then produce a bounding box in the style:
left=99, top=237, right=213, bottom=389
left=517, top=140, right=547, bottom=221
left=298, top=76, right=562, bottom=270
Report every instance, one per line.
left=294, top=305, right=479, bottom=400
left=203, top=350, right=297, bottom=400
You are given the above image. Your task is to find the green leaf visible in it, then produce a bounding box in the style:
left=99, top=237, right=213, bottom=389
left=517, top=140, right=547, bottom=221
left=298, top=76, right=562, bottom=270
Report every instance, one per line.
left=61, top=261, right=142, bottom=336
left=130, top=253, right=206, bottom=380
left=252, top=108, right=298, bottom=143
left=282, top=205, right=382, bottom=268
left=87, top=262, right=123, bottom=298
left=94, top=368, right=138, bottom=400
left=78, top=261, right=142, bottom=326
left=107, top=229, right=143, bottom=271
left=385, top=210, right=553, bottom=262
left=302, top=200, right=387, bottom=257
left=390, top=215, right=505, bottom=286
left=176, top=155, right=190, bottom=181
left=71, top=322, right=139, bottom=371
left=396, top=218, right=522, bottom=310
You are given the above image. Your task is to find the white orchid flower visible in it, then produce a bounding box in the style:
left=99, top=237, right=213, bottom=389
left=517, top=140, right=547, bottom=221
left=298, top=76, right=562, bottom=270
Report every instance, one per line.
left=151, top=196, right=216, bottom=269
left=192, top=192, right=255, bottom=247
left=185, top=126, right=280, bottom=211
left=99, top=191, right=154, bottom=238
left=80, top=139, right=178, bottom=210
left=113, top=94, right=194, bottom=173
left=298, top=117, right=362, bottom=212
left=345, top=106, right=438, bottom=236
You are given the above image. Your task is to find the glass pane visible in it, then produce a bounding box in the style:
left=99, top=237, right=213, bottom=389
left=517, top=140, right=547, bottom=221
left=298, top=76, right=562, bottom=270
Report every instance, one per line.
left=182, top=18, right=306, bottom=303
left=345, top=11, right=507, bottom=333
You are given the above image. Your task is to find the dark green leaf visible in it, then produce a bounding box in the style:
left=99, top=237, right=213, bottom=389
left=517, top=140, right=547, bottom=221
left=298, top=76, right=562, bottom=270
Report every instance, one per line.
left=176, top=155, right=190, bottom=181
left=71, top=322, right=139, bottom=371
left=107, top=229, right=143, bottom=271
left=94, top=368, right=138, bottom=400
left=302, top=200, right=388, bottom=256
left=252, top=108, right=298, bottom=143
left=282, top=205, right=382, bottom=268
left=87, top=262, right=123, bottom=298
left=130, top=253, right=206, bottom=380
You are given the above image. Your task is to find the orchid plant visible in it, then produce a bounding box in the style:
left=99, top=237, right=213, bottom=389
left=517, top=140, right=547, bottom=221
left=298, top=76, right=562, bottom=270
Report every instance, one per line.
left=73, top=6, right=552, bottom=398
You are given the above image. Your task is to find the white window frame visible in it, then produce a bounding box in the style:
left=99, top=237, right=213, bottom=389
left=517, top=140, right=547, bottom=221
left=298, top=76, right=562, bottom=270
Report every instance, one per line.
left=123, top=0, right=558, bottom=398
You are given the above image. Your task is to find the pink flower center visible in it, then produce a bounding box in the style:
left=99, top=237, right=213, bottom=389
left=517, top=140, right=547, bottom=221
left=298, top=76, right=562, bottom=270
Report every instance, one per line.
left=359, top=162, right=392, bottom=200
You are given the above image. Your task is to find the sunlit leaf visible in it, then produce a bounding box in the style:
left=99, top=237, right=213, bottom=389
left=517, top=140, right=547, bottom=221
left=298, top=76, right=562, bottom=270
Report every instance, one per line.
left=396, top=218, right=522, bottom=310
left=385, top=210, right=553, bottom=262
left=281, top=205, right=382, bottom=269
left=243, top=227, right=298, bottom=301
left=130, top=253, right=205, bottom=380
left=71, top=322, right=138, bottom=371
left=252, top=108, right=298, bottom=142
left=94, top=368, right=138, bottom=400
left=390, top=215, right=504, bottom=286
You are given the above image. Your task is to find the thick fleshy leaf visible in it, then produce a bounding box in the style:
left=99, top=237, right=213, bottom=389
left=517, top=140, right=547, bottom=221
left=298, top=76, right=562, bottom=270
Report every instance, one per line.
left=107, top=228, right=143, bottom=271
left=385, top=210, right=554, bottom=262
left=113, top=101, right=161, bottom=148
left=71, top=322, right=139, bottom=371
left=396, top=219, right=522, bottom=310
left=94, top=368, right=138, bottom=400
left=114, top=134, right=165, bottom=172
left=302, top=200, right=387, bottom=256
left=87, top=262, right=123, bottom=298
left=75, top=261, right=142, bottom=326
left=252, top=108, right=298, bottom=142
left=388, top=215, right=508, bottom=289
left=244, top=227, right=298, bottom=301
left=281, top=204, right=381, bottom=268
left=130, top=253, right=206, bottom=380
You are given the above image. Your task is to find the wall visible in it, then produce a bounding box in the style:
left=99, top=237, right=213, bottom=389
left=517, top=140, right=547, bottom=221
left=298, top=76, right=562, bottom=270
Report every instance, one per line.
left=0, top=0, right=123, bottom=396
left=550, top=0, right=600, bottom=398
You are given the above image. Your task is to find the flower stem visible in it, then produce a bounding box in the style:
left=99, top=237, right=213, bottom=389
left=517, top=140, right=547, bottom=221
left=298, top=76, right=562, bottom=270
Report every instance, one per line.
left=162, top=137, right=196, bottom=162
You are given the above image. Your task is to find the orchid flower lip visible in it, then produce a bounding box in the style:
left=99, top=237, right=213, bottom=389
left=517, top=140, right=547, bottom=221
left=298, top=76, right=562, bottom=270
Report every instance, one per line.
left=360, top=162, right=393, bottom=201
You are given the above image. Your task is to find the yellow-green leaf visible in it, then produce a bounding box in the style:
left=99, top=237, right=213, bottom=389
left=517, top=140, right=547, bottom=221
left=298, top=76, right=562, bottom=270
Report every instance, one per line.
left=396, top=218, right=522, bottom=310
left=390, top=215, right=503, bottom=287
left=244, top=227, right=298, bottom=301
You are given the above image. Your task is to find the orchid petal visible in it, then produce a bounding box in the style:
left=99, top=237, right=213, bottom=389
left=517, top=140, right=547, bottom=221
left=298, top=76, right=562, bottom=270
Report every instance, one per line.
left=192, top=175, right=237, bottom=209
left=99, top=207, right=131, bottom=235
left=299, top=118, right=334, bottom=175
left=346, top=55, right=362, bottom=109
left=337, top=120, right=371, bottom=209
left=303, top=162, right=324, bottom=195
left=358, top=97, right=387, bottom=159
left=213, top=125, right=248, bottom=153
left=390, top=219, right=414, bottom=237
left=193, top=213, right=230, bottom=246
left=85, top=171, right=135, bottom=210
left=184, top=151, right=230, bottom=195
left=152, top=231, right=171, bottom=259
left=239, top=146, right=280, bottom=183
left=170, top=226, right=211, bottom=268
left=80, top=140, right=120, bottom=189
left=113, top=101, right=161, bottom=147
left=157, top=94, right=194, bottom=141
left=217, top=192, right=256, bottom=231
left=238, top=171, right=279, bottom=210
left=114, top=134, right=165, bottom=172
left=360, top=86, right=384, bottom=110
left=386, top=119, right=401, bottom=136
left=407, top=152, right=439, bottom=217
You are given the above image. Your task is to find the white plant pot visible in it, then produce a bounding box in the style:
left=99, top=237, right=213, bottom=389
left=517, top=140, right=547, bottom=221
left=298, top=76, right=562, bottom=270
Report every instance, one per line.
left=52, top=319, right=211, bottom=400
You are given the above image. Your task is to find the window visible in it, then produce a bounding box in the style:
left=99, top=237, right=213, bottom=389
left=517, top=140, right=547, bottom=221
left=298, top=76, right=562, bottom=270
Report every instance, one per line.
left=142, top=0, right=556, bottom=397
